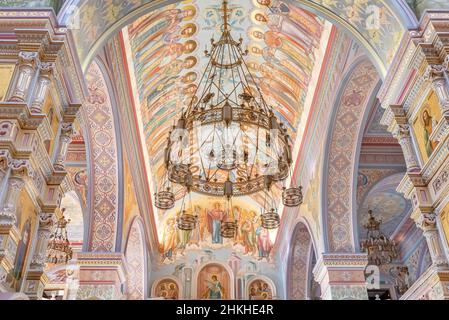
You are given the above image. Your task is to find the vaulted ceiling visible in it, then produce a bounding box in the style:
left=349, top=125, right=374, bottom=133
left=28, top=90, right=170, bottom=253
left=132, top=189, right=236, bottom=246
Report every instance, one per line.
left=123, top=0, right=331, bottom=244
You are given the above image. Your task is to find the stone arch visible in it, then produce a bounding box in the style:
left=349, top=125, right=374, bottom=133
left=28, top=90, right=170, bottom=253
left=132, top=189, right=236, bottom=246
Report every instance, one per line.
left=321, top=58, right=381, bottom=253
left=287, top=221, right=317, bottom=300
left=124, top=217, right=147, bottom=300
left=83, top=59, right=123, bottom=252
left=57, top=0, right=417, bottom=76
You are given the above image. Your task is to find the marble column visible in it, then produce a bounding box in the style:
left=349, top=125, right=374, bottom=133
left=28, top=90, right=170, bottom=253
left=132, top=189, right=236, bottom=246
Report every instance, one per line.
left=424, top=64, right=449, bottom=114
left=8, top=52, right=38, bottom=103
left=23, top=212, right=55, bottom=299
left=313, top=254, right=369, bottom=300
left=30, top=62, right=55, bottom=114
left=53, top=123, right=74, bottom=171
left=415, top=212, right=448, bottom=268
left=393, top=124, right=421, bottom=172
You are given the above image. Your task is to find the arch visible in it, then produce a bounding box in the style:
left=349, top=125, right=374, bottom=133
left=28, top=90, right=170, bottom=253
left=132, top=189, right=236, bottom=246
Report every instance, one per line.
left=287, top=221, right=316, bottom=300
left=245, top=275, right=277, bottom=300
left=151, top=276, right=183, bottom=299
left=60, top=190, right=85, bottom=252
left=193, top=261, right=235, bottom=300
left=57, top=0, right=417, bottom=76
left=124, top=217, right=147, bottom=300
left=82, top=59, right=122, bottom=252
left=321, top=58, right=381, bottom=253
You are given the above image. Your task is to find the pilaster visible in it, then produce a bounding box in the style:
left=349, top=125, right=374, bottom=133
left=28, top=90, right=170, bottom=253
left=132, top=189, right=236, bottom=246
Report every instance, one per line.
left=313, top=253, right=369, bottom=300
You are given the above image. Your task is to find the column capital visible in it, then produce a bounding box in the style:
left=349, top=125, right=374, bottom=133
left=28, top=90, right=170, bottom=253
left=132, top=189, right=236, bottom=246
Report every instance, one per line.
left=415, top=211, right=437, bottom=232
left=423, top=64, right=445, bottom=82
left=37, top=61, right=55, bottom=77
left=17, top=51, right=39, bottom=67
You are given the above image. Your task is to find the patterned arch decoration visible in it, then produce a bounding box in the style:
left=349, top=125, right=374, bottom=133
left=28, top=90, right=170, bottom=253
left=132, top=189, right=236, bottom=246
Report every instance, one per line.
left=125, top=218, right=147, bottom=300
left=287, top=222, right=314, bottom=300
left=58, top=0, right=416, bottom=74
left=84, top=61, right=120, bottom=252
left=324, top=59, right=380, bottom=253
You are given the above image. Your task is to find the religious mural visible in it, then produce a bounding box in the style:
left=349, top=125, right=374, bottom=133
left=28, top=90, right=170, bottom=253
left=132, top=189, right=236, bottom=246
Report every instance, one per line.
left=248, top=279, right=273, bottom=300
left=157, top=196, right=274, bottom=263
left=154, top=279, right=180, bottom=299
left=127, top=0, right=325, bottom=258
left=197, top=263, right=230, bottom=300
left=412, top=91, right=441, bottom=162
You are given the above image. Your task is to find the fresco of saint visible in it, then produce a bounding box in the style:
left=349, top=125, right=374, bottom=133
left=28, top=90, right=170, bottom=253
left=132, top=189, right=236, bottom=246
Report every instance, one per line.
left=207, top=202, right=227, bottom=244
left=160, top=218, right=177, bottom=262
left=202, top=275, right=225, bottom=299
left=422, top=108, right=438, bottom=157
left=256, top=219, right=273, bottom=261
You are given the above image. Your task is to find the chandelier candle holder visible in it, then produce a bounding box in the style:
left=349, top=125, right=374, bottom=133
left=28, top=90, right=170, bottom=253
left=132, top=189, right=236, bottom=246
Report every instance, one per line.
left=360, top=209, right=398, bottom=266
left=282, top=186, right=303, bottom=207
left=157, top=0, right=302, bottom=231
left=176, top=188, right=198, bottom=232
left=220, top=195, right=238, bottom=239
left=47, top=209, right=73, bottom=264
left=154, top=170, right=175, bottom=210
left=261, top=177, right=281, bottom=229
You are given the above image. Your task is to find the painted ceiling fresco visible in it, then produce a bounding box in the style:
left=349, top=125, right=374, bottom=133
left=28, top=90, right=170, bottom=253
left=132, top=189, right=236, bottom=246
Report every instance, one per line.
left=125, top=0, right=327, bottom=259
left=358, top=172, right=412, bottom=238
left=65, top=0, right=406, bottom=72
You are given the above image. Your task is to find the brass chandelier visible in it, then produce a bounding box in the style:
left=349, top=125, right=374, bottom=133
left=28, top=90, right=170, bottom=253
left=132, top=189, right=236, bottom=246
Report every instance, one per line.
left=154, top=0, right=302, bottom=235
left=47, top=208, right=73, bottom=264
left=360, top=209, right=398, bottom=266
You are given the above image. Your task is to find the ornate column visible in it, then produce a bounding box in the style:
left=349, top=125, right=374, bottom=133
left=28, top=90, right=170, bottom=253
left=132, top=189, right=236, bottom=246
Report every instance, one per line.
left=23, top=212, right=55, bottom=299
left=423, top=64, right=449, bottom=114
left=8, top=51, right=38, bottom=103
left=0, top=164, right=27, bottom=287
left=30, top=62, right=55, bottom=114
left=313, top=254, right=369, bottom=300
left=392, top=123, right=421, bottom=172
left=53, top=123, right=74, bottom=171
left=415, top=212, right=448, bottom=268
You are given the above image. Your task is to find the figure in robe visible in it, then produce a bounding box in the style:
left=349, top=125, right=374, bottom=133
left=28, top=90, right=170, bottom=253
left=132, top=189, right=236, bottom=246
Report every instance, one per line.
left=202, top=275, right=225, bottom=300
left=207, top=202, right=227, bottom=244
left=422, top=109, right=438, bottom=157
left=189, top=205, right=202, bottom=247
left=241, top=212, right=257, bottom=255
left=256, top=221, right=273, bottom=260
left=176, top=211, right=192, bottom=256
left=160, top=218, right=177, bottom=261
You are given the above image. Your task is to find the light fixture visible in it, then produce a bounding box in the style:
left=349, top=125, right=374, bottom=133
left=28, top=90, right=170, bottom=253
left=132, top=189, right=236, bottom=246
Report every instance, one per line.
left=47, top=208, right=73, bottom=264
left=360, top=209, right=398, bottom=266
left=157, top=0, right=302, bottom=230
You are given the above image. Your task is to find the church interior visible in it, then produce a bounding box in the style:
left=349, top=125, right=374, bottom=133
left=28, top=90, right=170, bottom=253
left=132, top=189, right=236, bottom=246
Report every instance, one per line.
left=1, top=0, right=449, bottom=301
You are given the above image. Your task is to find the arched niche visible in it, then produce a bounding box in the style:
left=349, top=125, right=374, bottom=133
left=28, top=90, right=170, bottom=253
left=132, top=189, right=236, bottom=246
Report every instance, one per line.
left=151, top=276, right=183, bottom=299
left=124, top=217, right=147, bottom=300
left=246, top=275, right=277, bottom=300
left=193, top=261, right=235, bottom=300
left=287, top=221, right=317, bottom=300
left=60, top=190, right=85, bottom=252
